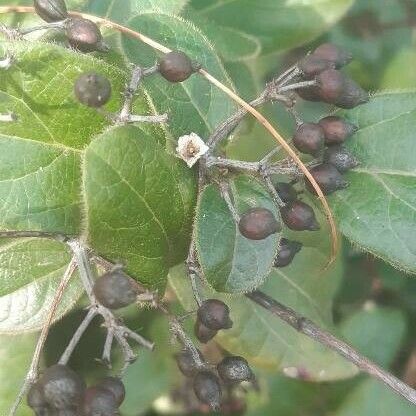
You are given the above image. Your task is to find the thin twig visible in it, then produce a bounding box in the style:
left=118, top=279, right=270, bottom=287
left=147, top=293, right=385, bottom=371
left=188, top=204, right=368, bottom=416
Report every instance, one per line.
left=8, top=258, right=77, bottom=416
left=246, top=290, right=416, bottom=406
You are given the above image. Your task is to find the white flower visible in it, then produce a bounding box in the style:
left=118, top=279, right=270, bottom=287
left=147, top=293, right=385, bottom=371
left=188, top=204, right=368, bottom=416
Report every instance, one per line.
left=176, top=133, right=209, bottom=167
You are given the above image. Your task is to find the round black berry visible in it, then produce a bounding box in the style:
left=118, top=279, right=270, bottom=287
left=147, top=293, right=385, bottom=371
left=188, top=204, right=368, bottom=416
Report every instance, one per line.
left=323, top=145, right=359, bottom=173
left=27, top=382, right=49, bottom=416
left=83, top=386, right=118, bottom=416
left=175, top=348, right=204, bottom=377
left=334, top=76, right=369, bottom=109
left=315, top=69, right=346, bottom=103
left=34, top=0, right=68, bottom=22
left=194, top=319, right=218, bottom=344
left=197, top=299, right=233, bottom=331
left=97, top=377, right=125, bottom=406
left=193, top=371, right=222, bottom=411
left=318, top=116, right=358, bottom=145
left=280, top=200, right=320, bottom=231
left=93, top=269, right=139, bottom=310
left=298, top=54, right=335, bottom=79
left=74, top=72, right=112, bottom=108
left=40, top=364, right=85, bottom=411
left=217, top=356, right=254, bottom=384
left=159, top=51, right=195, bottom=83
left=293, top=123, right=325, bottom=156
left=313, top=43, right=352, bottom=69
left=66, top=18, right=108, bottom=53
left=274, top=182, right=298, bottom=204
left=274, top=238, right=303, bottom=268
left=306, top=163, right=349, bottom=195
left=238, top=207, right=280, bottom=240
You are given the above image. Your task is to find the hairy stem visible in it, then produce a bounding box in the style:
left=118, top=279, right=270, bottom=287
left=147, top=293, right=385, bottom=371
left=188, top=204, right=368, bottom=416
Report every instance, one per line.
left=247, top=290, right=416, bottom=406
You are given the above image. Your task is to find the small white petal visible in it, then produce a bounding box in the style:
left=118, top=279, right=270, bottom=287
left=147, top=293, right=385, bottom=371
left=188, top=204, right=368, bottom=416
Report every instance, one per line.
left=176, top=133, right=209, bottom=167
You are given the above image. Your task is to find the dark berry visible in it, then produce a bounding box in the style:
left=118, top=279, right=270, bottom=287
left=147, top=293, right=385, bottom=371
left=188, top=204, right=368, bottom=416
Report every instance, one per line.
left=298, top=54, right=335, bottom=79
left=238, top=207, right=280, bottom=240
left=280, top=200, right=320, bottom=231
left=175, top=348, right=204, bottom=376
left=159, top=51, right=195, bottom=83
left=34, top=0, right=68, bottom=22
left=74, top=72, right=112, bottom=108
left=334, top=77, right=369, bottom=109
left=274, top=238, right=302, bottom=268
left=313, top=43, right=352, bottom=68
left=296, top=85, right=321, bottom=102
left=306, top=163, right=349, bottom=195
left=66, top=18, right=108, bottom=53
left=323, top=145, right=359, bottom=173
left=318, top=116, right=357, bottom=145
left=40, top=364, right=85, bottom=411
left=315, top=69, right=346, bottom=103
left=293, top=123, right=325, bottom=156
left=83, top=386, right=118, bottom=416
left=193, top=371, right=222, bottom=411
left=217, top=356, right=254, bottom=384
left=93, top=269, right=139, bottom=310
left=194, top=319, right=218, bottom=343
left=97, top=377, right=125, bottom=406
left=274, top=182, right=298, bottom=204
left=197, top=299, right=233, bottom=331
left=27, top=382, right=49, bottom=416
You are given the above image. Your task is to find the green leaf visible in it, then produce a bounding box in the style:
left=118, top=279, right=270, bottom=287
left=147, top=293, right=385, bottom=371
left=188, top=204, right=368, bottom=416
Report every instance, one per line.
left=0, top=239, right=82, bottom=333
left=170, top=250, right=357, bottom=381
left=121, top=12, right=237, bottom=141
left=187, top=0, right=355, bottom=56
left=84, top=125, right=197, bottom=291
left=196, top=175, right=280, bottom=293
left=0, top=333, right=40, bottom=416
left=331, top=91, right=416, bottom=273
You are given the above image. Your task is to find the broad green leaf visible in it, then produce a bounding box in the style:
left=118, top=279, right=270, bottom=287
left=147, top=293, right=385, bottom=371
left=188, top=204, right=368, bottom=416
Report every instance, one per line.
left=196, top=175, right=280, bottom=293
left=381, top=49, right=416, bottom=89
left=187, top=0, right=355, bottom=56
left=170, top=241, right=358, bottom=381
left=84, top=125, right=197, bottom=291
left=0, top=333, right=40, bottom=416
left=121, top=13, right=236, bottom=141
left=331, top=91, right=416, bottom=273
left=0, top=239, right=82, bottom=333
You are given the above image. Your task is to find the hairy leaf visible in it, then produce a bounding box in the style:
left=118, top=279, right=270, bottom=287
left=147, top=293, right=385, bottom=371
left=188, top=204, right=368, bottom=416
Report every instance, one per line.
left=331, top=91, right=416, bottom=273
left=196, top=175, right=280, bottom=293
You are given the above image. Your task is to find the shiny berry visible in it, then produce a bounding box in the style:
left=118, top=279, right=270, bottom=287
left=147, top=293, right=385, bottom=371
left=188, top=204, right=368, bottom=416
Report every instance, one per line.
left=74, top=72, right=111, bottom=108
left=238, top=207, right=280, bottom=240
left=197, top=299, right=233, bottom=331
left=306, top=163, right=349, bottom=195
left=334, top=77, right=369, bottom=109
left=97, top=377, right=125, bottom=406
left=274, top=182, right=298, bottom=204
left=315, top=69, right=345, bottom=103
left=217, top=356, right=254, bottom=384
left=66, top=18, right=108, bottom=53
left=175, top=348, right=204, bottom=376
left=93, top=269, right=139, bottom=310
left=318, top=116, right=358, bottom=145
left=313, top=43, right=352, bottom=68
left=159, top=51, right=195, bottom=83
left=194, top=319, right=218, bottom=343
left=193, top=371, right=222, bottom=411
left=34, top=0, right=68, bottom=22
left=83, top=386, right=118, bottom=416
left=274, top=238, right=302, bottom=267
left=323, top=145, right=359, bottom=173
left=40, top=364, right=85, bottom=411
left=27, top=382, right=49, bottom=416
left=293, top=123, right=325, bottom=156
left=298, top=54, right=335, bottom=79
left=280, top=200, right=320, bottom=231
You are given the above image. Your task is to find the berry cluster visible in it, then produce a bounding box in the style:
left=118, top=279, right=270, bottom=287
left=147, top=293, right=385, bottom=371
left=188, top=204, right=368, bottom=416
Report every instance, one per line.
left=27, top=364, right=125, bottom=416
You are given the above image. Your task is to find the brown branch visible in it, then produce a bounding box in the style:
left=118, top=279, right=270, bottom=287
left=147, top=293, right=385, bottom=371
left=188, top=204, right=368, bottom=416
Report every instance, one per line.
left=246, top=290, right=416, bottom=406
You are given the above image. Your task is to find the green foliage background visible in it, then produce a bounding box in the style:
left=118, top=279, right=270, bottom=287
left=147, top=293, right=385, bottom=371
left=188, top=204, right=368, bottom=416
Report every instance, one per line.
left=0, top=0, right=415, bottom=415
